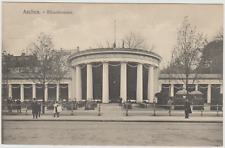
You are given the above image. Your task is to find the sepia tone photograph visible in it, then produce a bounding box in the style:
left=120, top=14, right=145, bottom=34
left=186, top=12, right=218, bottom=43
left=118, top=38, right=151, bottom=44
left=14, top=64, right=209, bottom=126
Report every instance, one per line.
left=1, top=2, right=223, bottom=147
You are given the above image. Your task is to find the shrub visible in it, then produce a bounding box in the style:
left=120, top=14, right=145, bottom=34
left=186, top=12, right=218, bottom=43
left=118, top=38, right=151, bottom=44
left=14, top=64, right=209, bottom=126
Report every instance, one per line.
left=173, top=97, right=185, bottom=110
left=210, top=94, right=223, bottom=110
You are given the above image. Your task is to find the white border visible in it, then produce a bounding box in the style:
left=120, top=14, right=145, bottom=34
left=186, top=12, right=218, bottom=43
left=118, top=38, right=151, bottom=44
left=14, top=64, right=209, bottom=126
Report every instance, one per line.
left=0, top=1, right=224, bottom=148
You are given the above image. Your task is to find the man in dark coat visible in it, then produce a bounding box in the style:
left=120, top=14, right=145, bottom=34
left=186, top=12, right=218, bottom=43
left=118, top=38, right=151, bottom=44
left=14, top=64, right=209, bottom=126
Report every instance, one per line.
left=184, top=99, right=192, bottom=118
left=7, top=97, right=12, bottom=113
left=31, top=98, right=38, bottom=119
left=37, top=101, right=41, bottom=118
left=16, top=99, right=21, bottom=113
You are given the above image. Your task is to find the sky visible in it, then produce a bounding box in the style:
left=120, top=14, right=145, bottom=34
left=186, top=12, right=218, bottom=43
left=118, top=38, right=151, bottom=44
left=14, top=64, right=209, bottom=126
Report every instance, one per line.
left=2, top=3, right=223, bottom=68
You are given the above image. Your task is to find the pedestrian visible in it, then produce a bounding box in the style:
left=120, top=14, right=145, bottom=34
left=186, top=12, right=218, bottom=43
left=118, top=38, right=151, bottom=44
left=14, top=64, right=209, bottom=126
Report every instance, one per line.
left=167, top=98, right=173, bottom=116
left=119, top=98, right=122, bottom=106
left=53, top=101, right=59, bottom=117
left=31, top=98, right=38, bottom=119
left=184, top=99, right=192, bottom=118
left=7, top=97, right=12, bottom=113
left=16, top=99, right=21, bottom=113
left=37, top=101, right=41, bottom=118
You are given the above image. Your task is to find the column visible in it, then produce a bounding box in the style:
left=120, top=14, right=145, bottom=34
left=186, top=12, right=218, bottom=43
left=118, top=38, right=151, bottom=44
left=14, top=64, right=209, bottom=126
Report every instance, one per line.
left=76, top=66, right=82, bottom=101
left=158, top=83, right=162, bottom=92
left=56, top=83, right=60, bottom=101
left=8, top=84, right=12, bottom=98
left=87, top=64, right=93, bottom=101
left=120, top=62, right=127, bottom=102
left=154, top=67, right=159, bottom=94
left=207, top=84, right=211, bottom=103
left=102, top=62, right=109, bottom=103
left=148, top=66, right=154, bottom=103
left=70, top=67, right=76, bottom=100
left=32, top=84, right=36, bottom=99
left=220, top=84, right=223, bottom=94
left=68, top=83, right=71, bottom=100
left=44, top=84, right=48, bottom=102
left=136, top=64, right=143, bottom=103
left=170, top=84, right=174, bottom=97
left=195, top=84, right=199, bottom=91
left=20, top=84, right=24, bottom=102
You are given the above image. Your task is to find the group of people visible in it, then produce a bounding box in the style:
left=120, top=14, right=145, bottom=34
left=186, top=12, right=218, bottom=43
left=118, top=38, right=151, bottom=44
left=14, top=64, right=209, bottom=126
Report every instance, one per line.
left=6, top=97, right=21, bottom=113
left=31, top=98, right=41, bottom=119
left=31, top=99, right=62, bottom=119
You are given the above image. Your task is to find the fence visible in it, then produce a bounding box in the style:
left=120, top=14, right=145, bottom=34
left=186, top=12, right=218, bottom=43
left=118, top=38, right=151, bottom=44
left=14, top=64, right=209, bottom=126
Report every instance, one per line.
left=122, top=103, right=223, bottom=117
left=2, top=102, right=223, bottom=117
left=2, top=102, right=101, bottom=116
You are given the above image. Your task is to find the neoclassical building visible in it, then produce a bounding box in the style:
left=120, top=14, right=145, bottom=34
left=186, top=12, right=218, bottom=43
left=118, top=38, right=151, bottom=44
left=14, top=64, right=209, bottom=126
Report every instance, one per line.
left=2, top=48, right=223, bottom=104
left=68, top=48, right=161, bottom=103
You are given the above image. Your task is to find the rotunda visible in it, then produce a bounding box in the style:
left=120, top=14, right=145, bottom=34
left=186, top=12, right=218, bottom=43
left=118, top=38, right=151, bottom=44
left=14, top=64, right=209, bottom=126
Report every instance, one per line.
left=68, top=48, right=161, bottom=103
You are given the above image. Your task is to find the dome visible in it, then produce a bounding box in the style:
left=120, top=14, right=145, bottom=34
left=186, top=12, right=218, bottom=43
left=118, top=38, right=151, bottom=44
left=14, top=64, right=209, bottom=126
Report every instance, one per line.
left=189, top=91, right=203, bottom=95
left=176, top=89, right=187, bottom=95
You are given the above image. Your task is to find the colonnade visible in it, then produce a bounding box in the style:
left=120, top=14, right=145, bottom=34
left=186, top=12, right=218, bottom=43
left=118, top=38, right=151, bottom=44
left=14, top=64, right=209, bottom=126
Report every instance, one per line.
left=7, top=83, right=70, bottom=102
left=168, top=83, right=223, bottom=103
left=70, top=62, right=158, bottom=103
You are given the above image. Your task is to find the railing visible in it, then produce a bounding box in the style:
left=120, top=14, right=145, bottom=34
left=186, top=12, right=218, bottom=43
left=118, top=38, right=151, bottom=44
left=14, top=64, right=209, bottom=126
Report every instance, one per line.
left=2, top=103, right=101, bottom=116
left=2, top=103, right=223, bottom=117
left=122, top=103, right=223, bottom=117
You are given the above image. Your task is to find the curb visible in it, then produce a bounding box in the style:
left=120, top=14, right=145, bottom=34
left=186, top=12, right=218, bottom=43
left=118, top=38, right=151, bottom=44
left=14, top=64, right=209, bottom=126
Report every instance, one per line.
left=2, top=119, right=223, bottom=123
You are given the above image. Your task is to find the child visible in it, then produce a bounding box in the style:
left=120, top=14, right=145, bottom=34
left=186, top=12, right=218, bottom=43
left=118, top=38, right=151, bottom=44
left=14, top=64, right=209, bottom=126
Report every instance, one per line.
left=53, top=101, right=59, bottom=117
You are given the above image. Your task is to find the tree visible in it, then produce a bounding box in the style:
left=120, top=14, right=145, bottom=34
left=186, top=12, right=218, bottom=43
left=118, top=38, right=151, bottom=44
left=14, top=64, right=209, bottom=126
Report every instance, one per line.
left=95, top=31, right=153, bottom=50
left=123, top=32, right=149, bottom=50
left=163, top=16, right=207, bottom=95
left=199, top=33, right=223, bottom=74
left=52, top=49, right=69, bottom=83
left=215, top=28, right=223, bottom=41
left=19, top=33, right=68, bottom=113
left=2, top=51, right=12, bottom=100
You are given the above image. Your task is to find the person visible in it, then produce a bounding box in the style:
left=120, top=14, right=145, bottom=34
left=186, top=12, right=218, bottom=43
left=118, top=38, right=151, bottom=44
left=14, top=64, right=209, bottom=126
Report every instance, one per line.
left=7, top=97, right=12, bottom=113
left=37, top=101, right=41, bottom=118
left=53, top=101, right=59, bottom=117
left=184, top=99, right=192, bottom=118
left=31, top=98, right=38, bottom=119
left=167, top=98, right=173, bottom=116
left=16, top=99, right=21, bottom=113
left=119, top=98, right=122, bottom=106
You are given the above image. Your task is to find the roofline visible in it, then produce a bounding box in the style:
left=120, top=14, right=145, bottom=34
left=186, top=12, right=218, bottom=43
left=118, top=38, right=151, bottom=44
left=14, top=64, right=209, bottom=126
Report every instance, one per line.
left=68, top=48, right=162, bottom=65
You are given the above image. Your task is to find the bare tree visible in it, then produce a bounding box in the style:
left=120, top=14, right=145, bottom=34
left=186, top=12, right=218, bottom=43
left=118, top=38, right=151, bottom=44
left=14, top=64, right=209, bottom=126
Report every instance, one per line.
left=164, top=16, right=207, bottom=96
left=52, top=49, right=69, bottom=83
left=19, top=33, right=68, bottom=113
left=215, top=28, right=223, bottom=41
left=95, top=41, right=104, bottom=48
left=123, top=32, right=150, bottom=50
left=95, top=40, right=114, bottom=48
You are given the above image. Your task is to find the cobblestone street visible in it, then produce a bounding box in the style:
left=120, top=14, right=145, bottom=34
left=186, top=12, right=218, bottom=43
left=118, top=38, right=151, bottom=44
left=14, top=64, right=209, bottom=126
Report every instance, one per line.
left=2, top=121, right=223, bottom=146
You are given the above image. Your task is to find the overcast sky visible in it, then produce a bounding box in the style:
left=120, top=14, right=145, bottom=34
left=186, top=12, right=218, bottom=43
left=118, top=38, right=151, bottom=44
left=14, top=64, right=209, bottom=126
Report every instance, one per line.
left=2, top=3, right=223, bottom=68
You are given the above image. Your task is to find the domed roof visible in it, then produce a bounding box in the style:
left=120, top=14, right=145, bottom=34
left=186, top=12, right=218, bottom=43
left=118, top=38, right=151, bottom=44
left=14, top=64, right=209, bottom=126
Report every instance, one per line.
left=189, top=91, right=203, bottom=95
left=176, top=89, right=187, bottom=95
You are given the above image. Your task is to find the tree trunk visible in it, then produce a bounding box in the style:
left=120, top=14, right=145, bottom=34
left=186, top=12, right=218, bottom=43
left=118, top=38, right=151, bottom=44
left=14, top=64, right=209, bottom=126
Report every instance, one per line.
left=186, top=74, right=189, bottom=100
left=42, top=83, right=45, bottom=114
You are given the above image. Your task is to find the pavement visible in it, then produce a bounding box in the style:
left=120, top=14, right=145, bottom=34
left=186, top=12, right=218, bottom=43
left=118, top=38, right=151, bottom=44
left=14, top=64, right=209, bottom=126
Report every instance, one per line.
left=2, top=103, right=223, bottom=123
